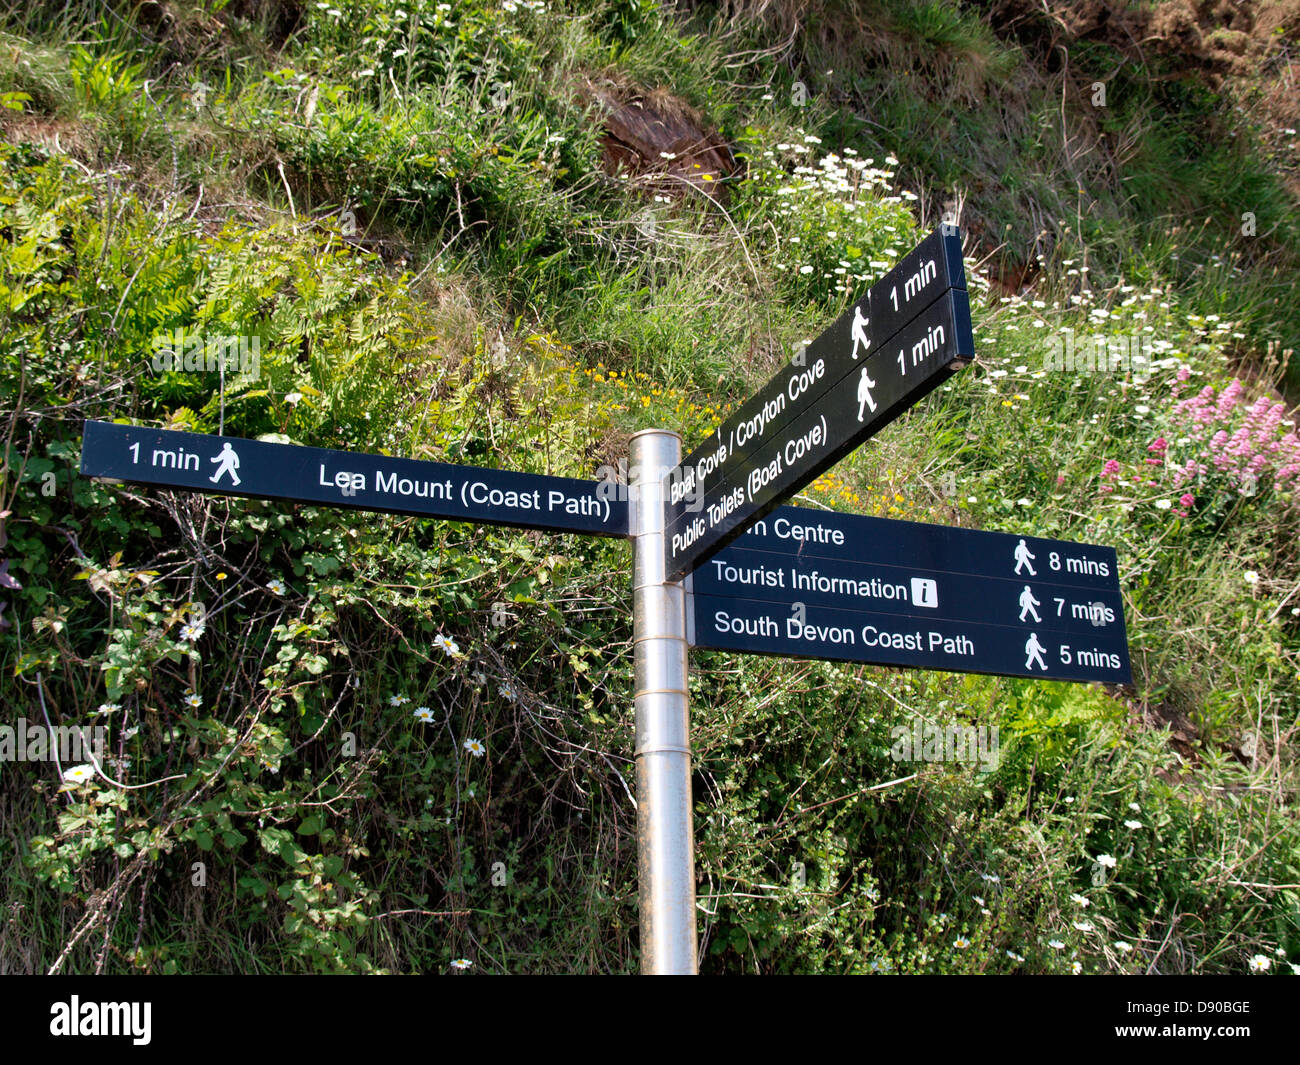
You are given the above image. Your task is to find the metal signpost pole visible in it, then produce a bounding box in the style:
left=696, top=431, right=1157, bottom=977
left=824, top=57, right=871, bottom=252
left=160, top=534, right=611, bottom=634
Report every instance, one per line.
left=629, top=429, right=697, bottom=974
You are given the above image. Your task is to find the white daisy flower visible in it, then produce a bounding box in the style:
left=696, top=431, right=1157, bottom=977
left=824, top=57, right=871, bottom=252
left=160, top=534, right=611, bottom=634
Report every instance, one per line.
left=267, top=579, right=287, bottom=595
left=413, top=707, right=434, bottom=723
left=433, top=634, right=461, bottom=658
left=450, top=958, right=472, bottom=970
left=1096, top=854, right=1117, bottom=869
left=184, top=692, right=202, bottom=709
left=1248, top=954, right=1271, bottom=972
left=62, top=764, right=96, bottom=785
left=463, top=738, right=486, bottom=757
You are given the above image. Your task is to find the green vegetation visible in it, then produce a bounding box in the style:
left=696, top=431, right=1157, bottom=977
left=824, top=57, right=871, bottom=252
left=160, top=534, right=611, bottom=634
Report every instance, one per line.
left=0, top=0, right=1296, bottom=974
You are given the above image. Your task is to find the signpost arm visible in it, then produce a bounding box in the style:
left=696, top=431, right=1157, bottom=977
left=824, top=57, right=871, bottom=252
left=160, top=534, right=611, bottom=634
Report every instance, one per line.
left=629, top=429, right=697, bottom=974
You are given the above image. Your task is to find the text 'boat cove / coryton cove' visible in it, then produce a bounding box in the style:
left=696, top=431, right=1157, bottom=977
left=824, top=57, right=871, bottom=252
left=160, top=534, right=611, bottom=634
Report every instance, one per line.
left=663, top=224, right=973, bottom=579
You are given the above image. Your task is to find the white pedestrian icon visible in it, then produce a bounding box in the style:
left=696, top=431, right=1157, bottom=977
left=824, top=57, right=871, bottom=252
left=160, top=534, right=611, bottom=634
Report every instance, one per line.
left=856, top=366, right=878, bottom=421
left=1024, top=632, right=1048, bottom=671
left=1018, top=585, right=1041, bottom=623
left=209, top=442, right=242, bottom=486
left=850, top=304, right=871, bottom=359
left=1013, top=538, right=1036, bottom=576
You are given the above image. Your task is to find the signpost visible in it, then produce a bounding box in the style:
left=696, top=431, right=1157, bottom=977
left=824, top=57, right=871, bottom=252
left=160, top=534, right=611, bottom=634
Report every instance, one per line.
left=76, top=223, right=1133, bottom=976
left=688, top=505, right=1131, bottom=684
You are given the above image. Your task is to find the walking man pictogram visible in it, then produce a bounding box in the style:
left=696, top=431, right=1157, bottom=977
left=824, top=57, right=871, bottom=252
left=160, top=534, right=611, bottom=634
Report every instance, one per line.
left=1018, top=585, right=1041, bottom=623
left=1024, top=632, right=1048, bottom=671
left=1013, top=538, right=1036, bottom=576
left=850, top=304, right=871, bottom=360
left=857, top=366, right=877, bottom=421
left=209, top=442, right=242, bottom=487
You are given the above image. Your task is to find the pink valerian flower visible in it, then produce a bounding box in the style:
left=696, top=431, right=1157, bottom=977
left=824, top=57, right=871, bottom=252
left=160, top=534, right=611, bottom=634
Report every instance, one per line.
left=1170, top=365, right=1191, bottom=400
left=1179, top=493, right=1195, bottom=507
left=1171, top=458, right=1204, bottom=489
left=1167, top=379, right=1300, bottom=504
left=1098, top=459, right=1120, bottom=494
left=1261, top=402, right=1285, bottom=435
left=1215, top=379, right=1244, bottom=419
left=1172, top=385, right=1221, bottom=439
left=1148, top=437, right=1168, bottom=453
left=1243, top=396, right=1272, bottom=432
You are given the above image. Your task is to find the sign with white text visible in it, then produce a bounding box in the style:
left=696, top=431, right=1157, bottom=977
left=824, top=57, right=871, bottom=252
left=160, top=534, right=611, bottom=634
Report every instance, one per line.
left=79, top=421, right=628, bottom=537
left=688, top=506, right=1132, bottom=684
left=664, top=282, right=973, bottom=579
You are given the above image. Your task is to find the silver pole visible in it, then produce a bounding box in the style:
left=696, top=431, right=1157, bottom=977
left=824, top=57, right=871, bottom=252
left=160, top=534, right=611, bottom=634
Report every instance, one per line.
left=629, top=428, right=697, bottom=975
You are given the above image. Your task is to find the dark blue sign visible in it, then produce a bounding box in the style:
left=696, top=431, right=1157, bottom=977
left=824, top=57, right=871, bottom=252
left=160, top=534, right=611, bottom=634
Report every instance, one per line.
left=688, top=506, right=1132, bottom=684
left=79, top=421, right=628, bottom=537
left=664, top=224, right=968, bottom=521
left=664, top=285, right=974, bottom=579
